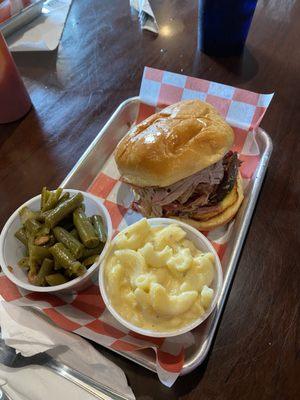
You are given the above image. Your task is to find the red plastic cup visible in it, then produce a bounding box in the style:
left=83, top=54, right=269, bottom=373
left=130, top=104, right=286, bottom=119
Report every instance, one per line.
left=0, top=32, right=32, bottom=123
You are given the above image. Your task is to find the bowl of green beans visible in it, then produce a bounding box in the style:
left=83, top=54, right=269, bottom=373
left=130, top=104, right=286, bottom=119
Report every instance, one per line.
left=0, top=188, right=112, bottom=294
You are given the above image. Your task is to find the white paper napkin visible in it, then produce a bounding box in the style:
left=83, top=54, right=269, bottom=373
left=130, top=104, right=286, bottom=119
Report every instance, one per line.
left=0, top=301, right=135, bottom=399
left=7, top=0, right=73, bottom=51
left=0, top=365, right=116, bottom=400
left=130, top=0, right=159, bottom=34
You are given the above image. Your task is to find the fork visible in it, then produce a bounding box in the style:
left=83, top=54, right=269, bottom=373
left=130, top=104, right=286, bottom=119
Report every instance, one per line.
left=0, top=334, right=129, bottom=400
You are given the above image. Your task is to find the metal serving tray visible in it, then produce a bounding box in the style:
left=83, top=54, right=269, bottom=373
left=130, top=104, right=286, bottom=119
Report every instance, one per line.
left=0, top=0, right=44, bottom=38
left=61, top=97, right=273, bottom=375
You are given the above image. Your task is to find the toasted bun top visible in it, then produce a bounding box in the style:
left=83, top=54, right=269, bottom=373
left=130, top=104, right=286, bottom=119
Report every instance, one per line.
left=114, top=100, right=234, bottom=187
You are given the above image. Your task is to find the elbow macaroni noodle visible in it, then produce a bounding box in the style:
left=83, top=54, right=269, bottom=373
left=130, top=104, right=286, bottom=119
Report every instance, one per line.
left=104, top=219, right=216, bottom=332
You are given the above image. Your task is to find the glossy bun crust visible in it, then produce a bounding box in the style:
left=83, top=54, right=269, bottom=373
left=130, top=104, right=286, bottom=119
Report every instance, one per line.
left=114, top=100, right=234, bottom=187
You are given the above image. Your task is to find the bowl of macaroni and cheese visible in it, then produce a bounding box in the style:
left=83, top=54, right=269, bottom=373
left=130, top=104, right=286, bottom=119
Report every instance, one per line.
left=99, top=218, right=223, bottom=337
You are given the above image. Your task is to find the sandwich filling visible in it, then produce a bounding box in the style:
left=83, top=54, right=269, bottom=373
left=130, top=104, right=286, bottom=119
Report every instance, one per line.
left=132, top=152, right=241, bottom=219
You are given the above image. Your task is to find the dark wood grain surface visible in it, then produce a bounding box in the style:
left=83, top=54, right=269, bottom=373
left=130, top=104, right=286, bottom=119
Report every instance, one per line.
left=1, top=0, right=299, bottom=399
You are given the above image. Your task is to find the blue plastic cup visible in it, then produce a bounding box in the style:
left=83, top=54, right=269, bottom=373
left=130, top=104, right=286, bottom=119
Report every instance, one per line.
left=198, top=0, right=258, bottom=56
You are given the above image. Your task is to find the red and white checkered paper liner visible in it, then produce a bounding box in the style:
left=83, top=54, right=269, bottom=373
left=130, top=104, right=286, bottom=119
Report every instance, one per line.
left=0, top=67, right=273, bottom=387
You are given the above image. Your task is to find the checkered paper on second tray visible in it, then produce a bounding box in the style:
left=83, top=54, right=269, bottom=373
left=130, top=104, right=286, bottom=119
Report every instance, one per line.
left=0, top=67, right=273, bottom=387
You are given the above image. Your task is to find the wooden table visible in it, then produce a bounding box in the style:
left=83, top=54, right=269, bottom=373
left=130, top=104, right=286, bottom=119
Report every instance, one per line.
left=1, top=1, right=299, bottom=398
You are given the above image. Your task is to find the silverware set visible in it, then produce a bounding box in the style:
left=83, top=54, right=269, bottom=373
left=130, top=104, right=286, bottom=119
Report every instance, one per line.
left=0, top=332, right=130, bottom=400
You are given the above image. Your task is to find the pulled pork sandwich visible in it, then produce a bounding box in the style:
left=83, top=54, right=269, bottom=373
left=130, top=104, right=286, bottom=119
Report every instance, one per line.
left=114, top=99, right=244, bottom=230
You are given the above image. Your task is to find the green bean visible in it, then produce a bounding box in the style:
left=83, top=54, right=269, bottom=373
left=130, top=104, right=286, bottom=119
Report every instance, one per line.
left=35, top=258, right=54, bottom=286
left=26, top=233, right=35, bottom=247
left=29, top=257, right=39, bottom=274
left=15, top=188, right=94, bottom=286
left=33, top=224, right=51, bottom=245
left=82, top=255, right=99, bottom=268
left=39, top=210, right=51, bottom=222
left=33, top=211, right=45, bottom=222
left=24, top=219, right=42, bottom=235
left=53, top=227, right=84, bottom=259
left=15, top=227, right=28, bottom=246
left=34, top=235, right=51, bottom=246
left=71, top=263, right=87, bottom=276
left=41, top=187, right=49, bottom=211
left=28, top=271, right=37, bottom=284
left=73, top=208, right=99, bottom=248
left=54, top=256, right=62, bottom=270
left=45, top=193, right=84, bottom=229
left=20, top=209, right=43, bottom=222
left=91, top=215, right=107, bottom=243
left=42, top=188, right=63, bottom=212
left=81, top=243, right=104, bottom=259
left=64, top=268, right=73, bottom=278
left=29, top=244, right=51, bottom=261
left=44, top=192, right=56, bottom=212
left=58, top=217, right=74, bottom=231
left=19, top=207, right=37, bottom=224
left=37, top=225, right=50, bottom=236
left=50, top=243, right=82, bottom=272
left=69, top=228, right=80, bottom=240
left=45, top=273, right=67, bottom=286
left=45, top=235, right=56, bottom=247
left=55, top=188, right=63, bottom=199
left=18, top=257, right=29, bottom=270
left=56, top=192, right=70, bottom=206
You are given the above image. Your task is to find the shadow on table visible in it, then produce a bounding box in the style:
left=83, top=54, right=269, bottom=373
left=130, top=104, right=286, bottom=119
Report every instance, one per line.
left=0, top=107, right=68, bottom=230
left=214, top=47, right=259, bottom=83
left=12, top=49, right=59, bottom=86
left=12, top=48, right=58, bottom=68
left=93, top=340, right=212, bottom=399
left=172, top=357, right=209, bottom=397
left=193, top=46, right=259, bottom=84
left=0, top=103, right=37, bottom=147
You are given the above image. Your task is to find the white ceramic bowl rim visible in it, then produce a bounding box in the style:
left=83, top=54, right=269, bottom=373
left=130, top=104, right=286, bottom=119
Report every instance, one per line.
left=99, top=217, right=223, bottom=338
left=0, top=189, right=112, bottom=293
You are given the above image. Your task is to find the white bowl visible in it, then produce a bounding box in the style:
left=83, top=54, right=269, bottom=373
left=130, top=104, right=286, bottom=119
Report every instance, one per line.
left=0, top=189, right=112, bottom=294
left=99, top=218, right=223, bottom=338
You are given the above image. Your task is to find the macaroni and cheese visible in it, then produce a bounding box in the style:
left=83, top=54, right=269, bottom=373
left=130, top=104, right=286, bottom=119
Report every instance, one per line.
left=104, top=219, right=215, bottom=332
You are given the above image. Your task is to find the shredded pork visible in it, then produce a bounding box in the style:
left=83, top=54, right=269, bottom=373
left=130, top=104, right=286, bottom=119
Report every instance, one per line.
left=132, top=152, right=240, bottom=218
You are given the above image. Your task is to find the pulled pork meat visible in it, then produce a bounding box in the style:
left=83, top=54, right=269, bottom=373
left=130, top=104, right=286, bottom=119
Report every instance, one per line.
left=132, top=152, right=240, bottom=218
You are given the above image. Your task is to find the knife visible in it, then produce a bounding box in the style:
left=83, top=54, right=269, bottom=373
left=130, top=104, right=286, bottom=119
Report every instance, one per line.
left=0, top=336, right=130, bottom=400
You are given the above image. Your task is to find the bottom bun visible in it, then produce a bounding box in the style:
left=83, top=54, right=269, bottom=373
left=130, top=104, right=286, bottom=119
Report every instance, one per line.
left=192, top=181, right=238, bottom=221
left=175, top=173, right=244, bottom=231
